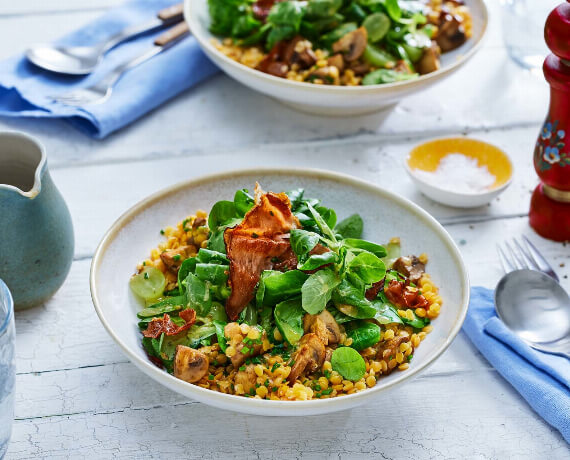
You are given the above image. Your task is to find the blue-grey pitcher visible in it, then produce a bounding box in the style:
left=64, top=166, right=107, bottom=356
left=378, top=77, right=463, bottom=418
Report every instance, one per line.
left=0, top=131, right=74, bottom=310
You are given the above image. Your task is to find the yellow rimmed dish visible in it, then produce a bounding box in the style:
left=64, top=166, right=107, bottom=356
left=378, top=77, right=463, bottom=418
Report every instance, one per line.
left=405, top=137, right=514, bottom=208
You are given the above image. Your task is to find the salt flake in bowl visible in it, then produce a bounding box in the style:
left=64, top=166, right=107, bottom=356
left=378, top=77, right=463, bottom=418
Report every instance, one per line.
left=405, top=138, right=513, bottom=208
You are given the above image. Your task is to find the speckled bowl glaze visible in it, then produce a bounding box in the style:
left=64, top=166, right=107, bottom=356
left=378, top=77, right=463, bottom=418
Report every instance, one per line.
left=91, top=169, right=469, bottom=416
left=0, top=132, right=74, bottom=310
left=185, top=0, right=488, bottom=115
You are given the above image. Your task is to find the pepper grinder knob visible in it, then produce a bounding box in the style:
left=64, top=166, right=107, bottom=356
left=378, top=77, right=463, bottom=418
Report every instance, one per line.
left=545, top=2, right=570, bottom=61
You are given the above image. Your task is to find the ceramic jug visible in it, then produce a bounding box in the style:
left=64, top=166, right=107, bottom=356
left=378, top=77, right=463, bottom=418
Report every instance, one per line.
left=0, top=132, right=74, bottom=310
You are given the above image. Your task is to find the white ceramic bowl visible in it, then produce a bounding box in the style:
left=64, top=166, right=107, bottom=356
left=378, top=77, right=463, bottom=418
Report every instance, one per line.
left=185, top=0, right=488, bottom=116
left=90, top=168, right=469, bottom=416
left=405, top=137, right=514, bottom=208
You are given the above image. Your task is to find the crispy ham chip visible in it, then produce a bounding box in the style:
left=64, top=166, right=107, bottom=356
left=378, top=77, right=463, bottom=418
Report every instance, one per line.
left=142, top=309, right=197, bottom=339
left=384, top=279, right=429, bottom=309
left=224, top=191, right=299, bottom=320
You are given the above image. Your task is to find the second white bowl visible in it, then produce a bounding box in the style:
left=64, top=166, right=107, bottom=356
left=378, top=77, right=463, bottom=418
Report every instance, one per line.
left=184, top=0, right=489, bottom=116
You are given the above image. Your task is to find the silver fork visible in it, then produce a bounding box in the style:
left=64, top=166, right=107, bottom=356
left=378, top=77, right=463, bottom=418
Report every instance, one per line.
left=50, top=22, right=189, bottom=107
left=496, top=235, right=559, bottom=282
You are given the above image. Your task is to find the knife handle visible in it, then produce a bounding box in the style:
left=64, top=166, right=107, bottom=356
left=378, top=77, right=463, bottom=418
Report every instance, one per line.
left=158, top=3, right=185, bottom=25
left=154, top=22, right=190, bottom=48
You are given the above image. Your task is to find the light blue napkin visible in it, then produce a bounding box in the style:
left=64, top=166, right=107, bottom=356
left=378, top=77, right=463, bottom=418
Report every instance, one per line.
left=464, top=287, right=570, bottom=443
left=0, top=0, right=219, bottom=138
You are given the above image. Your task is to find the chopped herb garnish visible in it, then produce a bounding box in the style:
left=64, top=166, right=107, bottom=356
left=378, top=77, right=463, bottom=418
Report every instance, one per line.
left=239, top=365, right=246, bottom=371
left=160, top=229, right=165, bottom=235
left=314, top=384, right=321, bottom=391
left=252, top=232, right=259, bottom=238
left=173, top=254, right=181, bottom=262
left=208, top=374, right=214, bottom=380
left=321, top=388, right=333, bottom=395
left=249, top=388, right=256, bottom=396
left=241, top=346, right=251, bottom=355
left=272, top=386, right=278, bottom=392
left=142, top=261, right=146, bottom=266
left=407, top=354, right=413, bottom=362
left=324, top=370, right=331, bottom=379
left=143, top=272, right=149, bottom=280
left=271, top=362, right=281, bottom=372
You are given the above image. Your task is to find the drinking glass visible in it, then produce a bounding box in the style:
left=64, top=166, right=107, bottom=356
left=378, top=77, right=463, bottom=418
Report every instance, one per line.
left=0, top=279, right=15, bottom=460
left=501, top=0, right=562, bottom=71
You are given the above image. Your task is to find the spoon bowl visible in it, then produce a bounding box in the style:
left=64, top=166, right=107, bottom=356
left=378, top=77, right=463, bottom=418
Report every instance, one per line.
left=495, top=269, right=570, bottom=358
left=26, top=44, right=103, bottom=75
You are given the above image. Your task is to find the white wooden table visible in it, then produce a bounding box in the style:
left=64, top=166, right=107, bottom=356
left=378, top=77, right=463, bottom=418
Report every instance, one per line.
left=2, top=1, right=569, bottom=458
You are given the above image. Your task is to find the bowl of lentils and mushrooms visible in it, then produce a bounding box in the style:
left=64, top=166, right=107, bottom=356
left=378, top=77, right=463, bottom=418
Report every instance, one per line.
left=185, top=0, right=488, bottom=115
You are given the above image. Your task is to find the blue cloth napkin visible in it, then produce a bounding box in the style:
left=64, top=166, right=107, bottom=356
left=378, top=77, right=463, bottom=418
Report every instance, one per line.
left=464, top=287, right=570, bottom=443
left=0, top=0, right=219, bottom=138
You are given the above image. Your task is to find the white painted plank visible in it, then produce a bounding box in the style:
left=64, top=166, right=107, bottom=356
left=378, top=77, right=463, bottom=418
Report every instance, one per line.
left=0, top=1, right=543, bottom=164
left=41, top=126, right=536, bottom=258
left=9, top=369, right=567, bottom=459
left=0, top=47, right=546, bottom=167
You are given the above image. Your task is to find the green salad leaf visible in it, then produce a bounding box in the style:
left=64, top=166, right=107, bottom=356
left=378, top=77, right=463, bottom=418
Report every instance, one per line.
left=335, top=213, right=363, bottom=239
left=345, top=321, right=381, bottom=350
left=274, top=297, right=305, bottom=345
left=302, top=268, right=341, bottom=314
left=331, top=346, right=366, bottom=381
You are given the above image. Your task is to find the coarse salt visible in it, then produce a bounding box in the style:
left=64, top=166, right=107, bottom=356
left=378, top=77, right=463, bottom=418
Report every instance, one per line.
left=414, top=153, right=496, bottom=194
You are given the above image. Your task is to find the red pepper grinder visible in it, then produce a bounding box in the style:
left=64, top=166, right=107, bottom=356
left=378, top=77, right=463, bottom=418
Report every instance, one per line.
left=530, top=1, right=570, bottom=241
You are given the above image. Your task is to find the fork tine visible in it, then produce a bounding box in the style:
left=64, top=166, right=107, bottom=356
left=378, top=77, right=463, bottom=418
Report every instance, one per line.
left=497, top=244, right=515, bottom=273
left=512, top=238, right=538, bottom=270
left=522, top=235, right=560, bottom=282
left=504, top=241, right=525, bottom=270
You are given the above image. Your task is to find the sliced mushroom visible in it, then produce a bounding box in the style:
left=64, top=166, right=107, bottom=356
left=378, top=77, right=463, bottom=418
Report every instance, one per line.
left=376, top=335, right=412, bottom=375
left=235, top=364, right=257, bottom=394
left=392, top=256, right=425, bottom=284
left=303, top=310, right=341, bottom=345
left=394, top=60, right=414, bottom=75
left=327, top=54, right=345, bottom=72
left=332, top=27, right=368, bottom=62
left=256, top=41, right=289, bottom=78
left=287, top=333, right=326, bottom=383
left=416, top=42, right=441, bottom=75
left=436, top=13, right=467, bottom=52
left=348, top=60, right=370, bottom=76
left=160, top=245, right=192, bottom=273
left=307, top=66, right=340, bottom=85
left=192, top=217, right=207, bottom=229
left=283, top=36, right=317, bottom=69
left=264, top=61, right=289, bottom=78
left=173, top=345, right=209, bottom=383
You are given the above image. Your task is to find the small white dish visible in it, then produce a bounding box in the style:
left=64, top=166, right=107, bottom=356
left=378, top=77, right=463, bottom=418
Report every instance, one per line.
left=90, top=168, right=469, bottom=416
left=405, top=138, right=514, bottom=208
left=184, top=0, right=488, bottom=116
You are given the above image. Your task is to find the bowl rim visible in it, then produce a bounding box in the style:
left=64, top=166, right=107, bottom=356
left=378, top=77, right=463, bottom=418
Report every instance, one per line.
left=404, top=136, right=514, bottom=198
left=184, top=0, right=489, bottom=94
left=90, top=167, right=470, bottom=412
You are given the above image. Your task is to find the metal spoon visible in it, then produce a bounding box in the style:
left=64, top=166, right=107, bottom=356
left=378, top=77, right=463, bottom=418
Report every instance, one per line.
left=495, top=269, right=570, bottom=359
left=25, top=3, right=183, bottom=75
